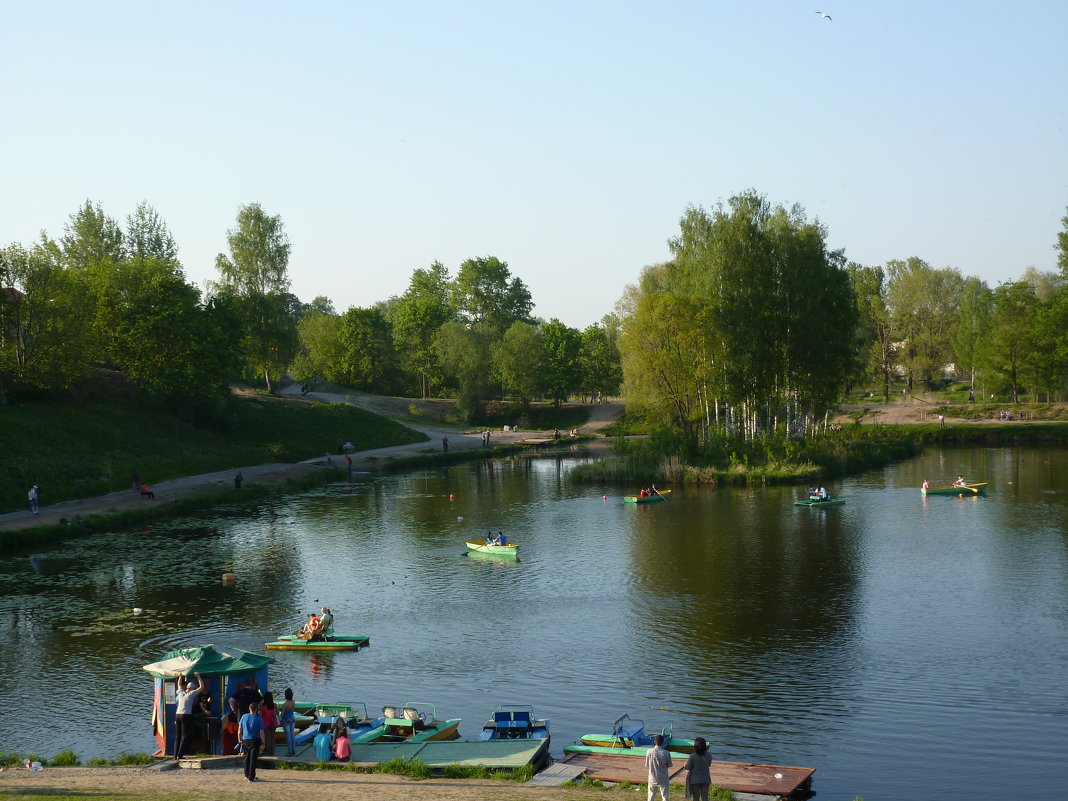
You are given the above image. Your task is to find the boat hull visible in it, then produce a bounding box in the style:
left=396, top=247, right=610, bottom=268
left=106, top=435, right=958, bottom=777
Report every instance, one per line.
left=466, top=541, right=520, bottom=557
left=564, top=739, right=693, bottom=758
left=794, top=498, right=845, bottom=506
left=624, top=490, right=672, bottom=503
left=478, top=705, right=549, bottom=741
left=266, top=640, right=360, bottom=651
left=922, top=482, right=987, bottom=496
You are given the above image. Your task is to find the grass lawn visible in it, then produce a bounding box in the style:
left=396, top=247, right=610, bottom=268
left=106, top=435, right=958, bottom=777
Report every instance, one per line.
left=0, top=394, right=426, bottom=513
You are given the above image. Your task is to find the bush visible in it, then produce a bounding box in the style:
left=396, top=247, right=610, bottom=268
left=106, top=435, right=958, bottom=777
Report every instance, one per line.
left=48, top=749, right=80, bottom=766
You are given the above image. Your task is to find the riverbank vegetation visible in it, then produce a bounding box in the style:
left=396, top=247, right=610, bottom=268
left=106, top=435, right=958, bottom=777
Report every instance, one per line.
left=0, top=392, right=424, bottom=513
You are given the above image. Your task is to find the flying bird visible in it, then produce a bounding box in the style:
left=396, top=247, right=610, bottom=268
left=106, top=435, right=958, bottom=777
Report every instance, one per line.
left=816, top=11, right=832, bottom=20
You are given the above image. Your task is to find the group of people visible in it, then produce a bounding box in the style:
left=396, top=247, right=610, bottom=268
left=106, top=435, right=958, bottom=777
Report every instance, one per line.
left=638, top=484, right=661, bottom=498
left=645, top=733, right=714, bottom=801
left=920, top=475, right=968, bottom=490
left=296, top=606, right=334, bottom=642
left=484, top=531, right=508, bottom=546
left=807, top=485, right=829, bottom=500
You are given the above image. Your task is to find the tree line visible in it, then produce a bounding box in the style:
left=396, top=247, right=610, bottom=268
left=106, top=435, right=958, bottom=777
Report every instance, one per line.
left=615, top=191, right=1068, bottom=445
left=0, top=201, right=623, bottom=420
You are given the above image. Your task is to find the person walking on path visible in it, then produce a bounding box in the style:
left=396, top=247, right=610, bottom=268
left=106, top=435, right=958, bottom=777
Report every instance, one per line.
left=131, top=470, right=140, bottom=492
left=646, top=733, right=673, bottom=801
left=239, top=700, right=266, bottom=782
left=28, top=485, right=39, bottom=515
left=234, top=472, right=243, bottom=490
left=442, top=435, right=449, bottom=453
left=684, top=736, right=713, bottom=801
left=174, top=672, right=207, bottom=760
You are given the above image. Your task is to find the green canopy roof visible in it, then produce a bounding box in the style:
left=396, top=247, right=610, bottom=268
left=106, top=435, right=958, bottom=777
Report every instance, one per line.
left=142, top=644, right=274, bottom=678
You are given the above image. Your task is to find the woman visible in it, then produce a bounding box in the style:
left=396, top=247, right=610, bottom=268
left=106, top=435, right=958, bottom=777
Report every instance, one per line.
left=684, top=736, right=713, bottom=801
left=281, top=688, right=297, bottom=756
left=332, top=717, right=351, bottom=761
left=259, top=691, right=279, bottom=756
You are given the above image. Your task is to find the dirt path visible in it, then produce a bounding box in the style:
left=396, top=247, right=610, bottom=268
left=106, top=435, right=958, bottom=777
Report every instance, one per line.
left=0, top=394, right=625, bottom=534
left=0, top=765, right=608, bottom=801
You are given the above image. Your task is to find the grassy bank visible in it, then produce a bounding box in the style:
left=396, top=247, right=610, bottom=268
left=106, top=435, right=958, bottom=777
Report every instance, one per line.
left=574, top=421, right=1068, bottom=488
left=0, top=394, right=426, bottom=513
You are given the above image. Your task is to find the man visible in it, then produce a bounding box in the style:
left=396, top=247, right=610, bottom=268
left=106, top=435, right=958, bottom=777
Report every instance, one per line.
left=442, top=435, right=449, bottom=453
left=646, top=733, right=673, bottom=801
left=174, top=672, right=207, bottom=759
left=232, top=676, right=263, bottom=714
left=238, top=700, right=267, bottom=782
left=28, top=485, right=39, bottom=515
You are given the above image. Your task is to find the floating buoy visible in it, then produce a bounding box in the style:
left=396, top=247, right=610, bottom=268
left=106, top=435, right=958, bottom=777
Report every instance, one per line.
left=457, top=516, right=464, bottom=521
left=132, top=607, right=143, bottom=615
left=449, top=494, right=455, bottom=501
left=603, top=495, right=607, bottom=501
left=221, top=572, right=237, bottom=584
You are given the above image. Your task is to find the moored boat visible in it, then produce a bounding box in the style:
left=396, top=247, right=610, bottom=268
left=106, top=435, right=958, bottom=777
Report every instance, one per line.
left=563, top=714, right=694, bottom=758
left=466, top=541, right=520, bottom=558
left=623, top=490, right=672, bottom=503
left=477, top=704, right=549, bottom=741
left=921, top=482, right=988, bottom=496
left=350, top=702, right=461, bottom=743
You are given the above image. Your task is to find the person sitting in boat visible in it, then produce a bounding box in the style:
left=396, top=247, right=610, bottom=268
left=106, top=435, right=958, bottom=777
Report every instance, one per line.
left=816, top=486, right=828, bottom=500
left=922, top=478, right=931, bottom=490
left=486, top=531, right=495, bottom=545
left=649, top=484, right=660, bottom=496
left=312, top=607, right=333, bottom=641
left=297, top=612, right=321, bottom=640
left=493, top=532, right=506, bottom=546
left=639, top=488, right=647, bottom=497
left=953, top=475, right=967, bottom=487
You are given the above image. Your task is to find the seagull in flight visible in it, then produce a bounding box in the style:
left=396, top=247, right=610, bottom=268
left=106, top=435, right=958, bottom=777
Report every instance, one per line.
left=815, top=11, right=832, bottom=20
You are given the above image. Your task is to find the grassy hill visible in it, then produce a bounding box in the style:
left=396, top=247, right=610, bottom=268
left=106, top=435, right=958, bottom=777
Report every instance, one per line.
left=0, top=393, right=426, bottom=513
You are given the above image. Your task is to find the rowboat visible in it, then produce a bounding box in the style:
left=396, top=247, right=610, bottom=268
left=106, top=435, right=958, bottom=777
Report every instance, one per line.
left=466, top=541, right=520, bottom=558
left=477, top=704, right=550, bottom=741
left=623, top=490, right=672, bottom=503
left=921, top=482, right=988, bottom=496
left=795, top=497, right=845, bottom=507
left=563, top=714, right=694, bottom=758
left=350, top=702, right=461, bottom=743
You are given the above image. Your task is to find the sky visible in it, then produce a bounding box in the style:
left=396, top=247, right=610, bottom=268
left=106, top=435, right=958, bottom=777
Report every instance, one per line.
left=2, top=1, right=1066, bottom=329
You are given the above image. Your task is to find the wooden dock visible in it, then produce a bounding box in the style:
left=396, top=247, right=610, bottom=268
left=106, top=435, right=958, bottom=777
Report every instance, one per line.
left=558, top=752, right=814, bottom=797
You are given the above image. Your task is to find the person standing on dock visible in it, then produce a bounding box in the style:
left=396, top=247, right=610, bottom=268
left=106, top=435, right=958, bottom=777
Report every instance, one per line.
left=684, top=737, right=713, bottom=801
left=646, top=733, right=673, bottom=801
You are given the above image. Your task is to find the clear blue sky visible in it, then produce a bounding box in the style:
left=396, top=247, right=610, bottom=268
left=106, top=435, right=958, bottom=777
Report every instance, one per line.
left=2, top=1, right=1066, bottom=329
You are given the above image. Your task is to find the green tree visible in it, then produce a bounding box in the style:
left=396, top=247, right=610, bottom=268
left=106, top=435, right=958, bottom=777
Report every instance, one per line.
left=886, top=257, right=963, bottom=390
left=979, top=281, right=1038, bottom=402
left=493, top=321, right=544, bottom=406
left=338, top=306, right=397, bottom=392
left=578, top=320, right=622, bottom=403
left=392, top=262, right=454, bottom=398
left=214, top=203, right=298, bottom=392
left=541, top=318, right=582, bottom=405
left=126, top=201, right=178, bottom=264
left=433, top=320, right=493, bottom=422
left=290, top=308, right=344, bottom=385
left=0, top=243, right=95, bottom=390
left=1057, top=207, right=1068, bottom=276
left=451, top=256, right=532, bottom=334
left=953, top=276, right=991, bottom=392
left=664, top=192, right=856, bottom=437
left=848, top=263, right=896, bottom=401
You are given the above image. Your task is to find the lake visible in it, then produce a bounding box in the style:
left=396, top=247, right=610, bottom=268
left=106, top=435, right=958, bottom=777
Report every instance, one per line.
left=2, top=443, right=1066, bottom=799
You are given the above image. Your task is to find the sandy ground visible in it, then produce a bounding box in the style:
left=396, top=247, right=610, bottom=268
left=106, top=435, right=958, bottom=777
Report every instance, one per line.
left=0, top=765, right=612, bottom=801
left=0, top=393, right=624, bottom=534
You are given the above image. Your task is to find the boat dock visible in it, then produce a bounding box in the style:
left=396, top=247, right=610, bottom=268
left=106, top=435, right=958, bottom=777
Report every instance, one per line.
left=263, top=737, right=550, bottom=772
left=558, top=752, right=814, bottom=797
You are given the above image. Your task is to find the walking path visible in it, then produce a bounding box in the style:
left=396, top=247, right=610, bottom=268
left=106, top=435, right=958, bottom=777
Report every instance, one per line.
left=0, top=393, right=624, bottom=534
